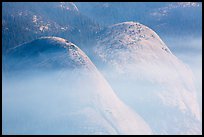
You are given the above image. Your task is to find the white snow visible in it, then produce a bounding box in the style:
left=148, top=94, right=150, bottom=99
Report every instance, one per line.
left=59, top=2, right=79, bottom=12
left=177, top=2, right=200, bottom=7
left=32, top=15, right=37, bottom=23
left=151, top=2, right=200, bottom=18
left=39, top=24, right=49, bottom=31
left=60, top=27, right=68, bottom=31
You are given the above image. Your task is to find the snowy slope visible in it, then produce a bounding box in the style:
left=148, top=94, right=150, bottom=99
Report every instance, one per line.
left=3, top=37, right=152, bottom=135
left=94, top=22, right=201, bottom=134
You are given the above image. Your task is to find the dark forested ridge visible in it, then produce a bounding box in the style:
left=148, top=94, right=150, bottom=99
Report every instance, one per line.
left=2, top=2, right=102, bottom=53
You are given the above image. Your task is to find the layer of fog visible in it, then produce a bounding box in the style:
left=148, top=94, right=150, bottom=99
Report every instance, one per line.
left=94, top=36, right=202, bottom=134
left=2, top=69, right=152, bottom=135
left=162, top=36, right=202, bottom=114
left=99, top=65, right=201, bottom=134
left=2, top=36, right=201, bottom=135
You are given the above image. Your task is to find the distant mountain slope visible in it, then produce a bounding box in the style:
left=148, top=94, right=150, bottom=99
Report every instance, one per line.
left=75, top=2, right=202, bottom=37
left=2, top=2, right=101, bottom=52
left=94, top=22, right=202, bottom=134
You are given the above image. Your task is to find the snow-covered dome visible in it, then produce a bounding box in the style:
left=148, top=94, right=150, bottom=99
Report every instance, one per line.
left=95, top=21, right=172, bottom=70
left=94, top=22, right=201, bottom=134
left=3, top=36, right=152, bottom=135
left=7, top=37, right=94, bottom=70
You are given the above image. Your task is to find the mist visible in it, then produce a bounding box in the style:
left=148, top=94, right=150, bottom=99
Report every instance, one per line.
left=2, top=2, right=202, bottom=135
left=2, top=67, right=153, bottom=135
left=163, top=36, right=202, bottom=113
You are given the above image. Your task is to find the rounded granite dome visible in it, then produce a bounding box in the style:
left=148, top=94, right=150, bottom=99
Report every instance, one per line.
left=95, top=21, right=175, bottom=73
left=3, top=36, right=152, bottom=135
left=97, top=21, right=171, bottom=53
left=94, top=21, right=201, bottom=134
left=7, top=37, right=94, bottom=70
